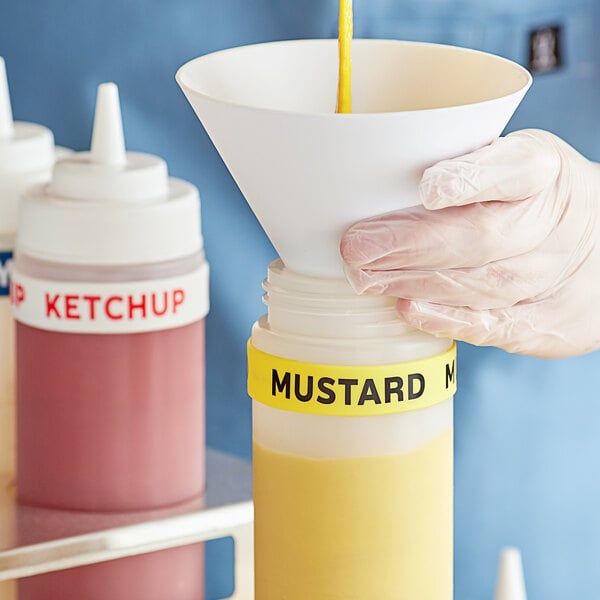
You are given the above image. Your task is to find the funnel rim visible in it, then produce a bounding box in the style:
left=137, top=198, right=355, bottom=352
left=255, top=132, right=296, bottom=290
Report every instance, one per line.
left=177, top=38, right=532, bottom=119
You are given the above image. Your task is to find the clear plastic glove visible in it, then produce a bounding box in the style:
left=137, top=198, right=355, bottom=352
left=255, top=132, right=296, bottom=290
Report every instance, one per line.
left=341, top=129, right=600, bottom=358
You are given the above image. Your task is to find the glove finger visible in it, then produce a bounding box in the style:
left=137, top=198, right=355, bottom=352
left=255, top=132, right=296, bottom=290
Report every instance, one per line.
left=420, top=129, right=560, bottom=210
left=341, top=187, right=561, bottom=270
left=396, top=298, right=583, bottom=358
left=348, top=246, right=565, bottom=310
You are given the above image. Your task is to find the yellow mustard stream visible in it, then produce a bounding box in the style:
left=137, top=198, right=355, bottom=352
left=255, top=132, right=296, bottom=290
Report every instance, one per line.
left=337, top=0, right=353, bottom=113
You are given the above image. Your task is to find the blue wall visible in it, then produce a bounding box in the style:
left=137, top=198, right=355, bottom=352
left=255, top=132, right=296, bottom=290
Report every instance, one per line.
left=2, top=1, right=600, bottom=598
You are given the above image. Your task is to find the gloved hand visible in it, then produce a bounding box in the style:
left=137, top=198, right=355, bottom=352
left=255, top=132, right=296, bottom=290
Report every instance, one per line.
left=341, top=129, right=600, bottom=358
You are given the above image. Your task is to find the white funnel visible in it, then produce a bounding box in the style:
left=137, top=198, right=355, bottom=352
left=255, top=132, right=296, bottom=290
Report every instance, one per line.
left=177, top=39, right=531, bottom=277
left=494, top=547, right=527, bottom=600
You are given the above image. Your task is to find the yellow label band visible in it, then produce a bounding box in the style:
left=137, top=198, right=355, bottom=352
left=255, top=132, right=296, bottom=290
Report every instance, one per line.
left=247, top=342, right=456, bottom=417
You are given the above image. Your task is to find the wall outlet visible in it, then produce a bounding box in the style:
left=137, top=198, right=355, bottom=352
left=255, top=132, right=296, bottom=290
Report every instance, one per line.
left=529, top=25, right=562, bottom=73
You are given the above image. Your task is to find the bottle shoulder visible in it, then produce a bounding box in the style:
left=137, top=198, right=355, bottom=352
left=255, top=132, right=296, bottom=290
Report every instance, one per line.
left=14, top=250, right=207, bottom=283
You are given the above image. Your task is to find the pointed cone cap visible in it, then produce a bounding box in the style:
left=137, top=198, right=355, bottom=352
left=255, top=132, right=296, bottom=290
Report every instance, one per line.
left=0, top=56, right=55, bottom=234
left=178, top=39, right=531, bottom=277
left=0, top=56, right=15, bottom=139
left=48, top=82, right=168, bottom=203
left=494, top=547, right=527, bottom=600
left=17, top=83, right=202, bottom=267
left=91, top=82, right=127, bottom=166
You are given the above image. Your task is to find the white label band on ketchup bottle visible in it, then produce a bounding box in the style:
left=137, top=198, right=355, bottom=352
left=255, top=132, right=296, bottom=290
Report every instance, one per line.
left=10, top=264, right=209, bottom=334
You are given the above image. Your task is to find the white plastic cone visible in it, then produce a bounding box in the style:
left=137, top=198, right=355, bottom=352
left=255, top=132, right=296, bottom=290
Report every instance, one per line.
left=0, top=57, right=15, bottom=139
left=90, top=82, right=126, bottom=167
left=177, top=39, right=531, bottom=277
left=45, top=82, right=169, bottom=206
left=494, top=547, right=527, bottom=600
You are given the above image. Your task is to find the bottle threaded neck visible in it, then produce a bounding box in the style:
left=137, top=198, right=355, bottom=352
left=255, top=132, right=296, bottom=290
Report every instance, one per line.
left=263, top=259, right=416, bottom=340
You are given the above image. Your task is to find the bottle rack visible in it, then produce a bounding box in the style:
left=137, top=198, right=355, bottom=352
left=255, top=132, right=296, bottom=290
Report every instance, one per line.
left=0, top=449, right=253, bottom=600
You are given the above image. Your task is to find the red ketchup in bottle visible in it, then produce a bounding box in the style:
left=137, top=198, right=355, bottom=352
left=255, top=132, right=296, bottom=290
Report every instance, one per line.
left=12, top=83, right=209, bottom=600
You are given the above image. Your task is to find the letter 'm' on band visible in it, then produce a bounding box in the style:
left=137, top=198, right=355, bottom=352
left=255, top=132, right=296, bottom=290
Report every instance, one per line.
left=272, top=369, right=291, bottom=399
left=445, top=361, right=455, bottom=389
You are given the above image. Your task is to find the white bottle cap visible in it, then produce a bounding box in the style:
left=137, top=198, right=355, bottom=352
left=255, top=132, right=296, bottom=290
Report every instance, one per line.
left=494, top=547, right=527, bottom=600
left=18, top=82, right=203, bottom=265
left=0, top=57, right=56, bottom=235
